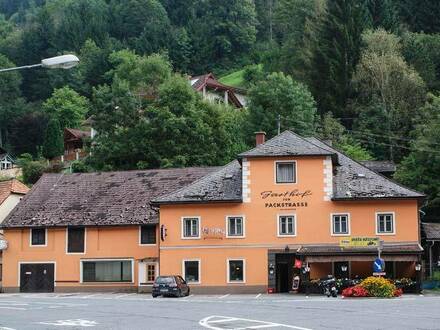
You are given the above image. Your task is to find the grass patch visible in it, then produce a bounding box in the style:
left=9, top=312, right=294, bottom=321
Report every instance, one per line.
left=219, top=69, right=245, bottom=88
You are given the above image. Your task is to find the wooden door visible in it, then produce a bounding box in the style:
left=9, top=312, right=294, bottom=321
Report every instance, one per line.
left=20, top=263, right=54, bottom=292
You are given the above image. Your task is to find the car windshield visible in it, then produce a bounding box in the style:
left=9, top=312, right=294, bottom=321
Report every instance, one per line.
left=155, top=276, right=175, bottom=284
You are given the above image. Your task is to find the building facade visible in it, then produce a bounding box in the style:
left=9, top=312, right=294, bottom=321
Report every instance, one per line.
left=0, top=131, right=424, bottom=293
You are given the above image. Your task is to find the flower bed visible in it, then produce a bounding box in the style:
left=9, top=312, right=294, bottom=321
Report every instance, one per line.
left=342, top=276, right=402, bottom=298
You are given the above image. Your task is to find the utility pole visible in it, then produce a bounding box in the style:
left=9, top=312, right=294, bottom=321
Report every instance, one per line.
left=277, top=113, right=281, bottom=135
left=269, top=0, right=273, bottom=42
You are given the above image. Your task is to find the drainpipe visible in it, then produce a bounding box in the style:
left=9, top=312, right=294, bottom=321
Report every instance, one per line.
left=429, top=241, right=435, bottom=278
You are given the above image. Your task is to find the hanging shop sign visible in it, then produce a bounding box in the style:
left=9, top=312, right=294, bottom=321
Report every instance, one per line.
left=260, top=189, right=312, bottom=209
left=339, top=237, right=379, bottom=248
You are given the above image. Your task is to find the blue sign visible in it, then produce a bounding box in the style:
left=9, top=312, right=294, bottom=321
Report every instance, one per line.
left=373, top=258, right=385, bottom=273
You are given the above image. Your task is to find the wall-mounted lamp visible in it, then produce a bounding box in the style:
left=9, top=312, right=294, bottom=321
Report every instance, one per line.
left=341, top=265, right=348, bottom=272
left=160, top=225, right=167, bottom=241
left=415, top=263, right=422, bottom=271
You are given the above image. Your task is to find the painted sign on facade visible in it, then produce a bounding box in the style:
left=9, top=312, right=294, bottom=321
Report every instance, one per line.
left=339, top=237, right=379, bottom=247
left=260, top=190, right=312, bottom=209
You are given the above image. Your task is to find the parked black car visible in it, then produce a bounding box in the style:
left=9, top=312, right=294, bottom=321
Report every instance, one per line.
left=152, top=275, right=190, bottom=298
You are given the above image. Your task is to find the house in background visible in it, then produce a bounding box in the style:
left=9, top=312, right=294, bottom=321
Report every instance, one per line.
left=0, top=179, right=29, bottom=288
left=0, top=146, right=15, bottom=172
left=63, top=128, right=91, bottom=162
left=190, top=73, right=247, bottom=108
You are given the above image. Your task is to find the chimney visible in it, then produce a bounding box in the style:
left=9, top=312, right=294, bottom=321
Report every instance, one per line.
left=255, top=131, right=266, bottom=146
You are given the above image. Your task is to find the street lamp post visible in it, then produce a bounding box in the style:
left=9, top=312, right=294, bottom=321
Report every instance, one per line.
left=0, top=54, right=80, bottom=73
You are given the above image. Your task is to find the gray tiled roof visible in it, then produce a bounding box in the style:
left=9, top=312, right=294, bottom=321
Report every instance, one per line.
left=152, top=160, right=242, bottom=204
left=305, top=137, right=425, bottom=200
left=422, top=222, right=440, bottom=240
left=1, top=167, right=216, bottom=228
left=360, top=160, right=396, bottom=174
left=238, top=131, right=334, bottom=158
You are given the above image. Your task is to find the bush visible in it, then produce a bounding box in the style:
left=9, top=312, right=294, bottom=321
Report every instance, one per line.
left=342, top=285, right=369, bottom=297
left=22, top=160, right=47, bottom=185
left=360, top=276, right=397, bottom=298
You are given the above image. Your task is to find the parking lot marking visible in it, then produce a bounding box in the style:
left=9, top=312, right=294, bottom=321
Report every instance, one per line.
left=80, top=294, right=101, bottom=299
left=199, top=315, right=313, bottom=330
left=255, top=294, right=262, bottom=299
left=115, top=293, right=136, bottom=299
left=0, top=306, right=27, bottom=310
left=218, top=294, right=230, bottom=299
left=38, top=319, right=98, bottom=327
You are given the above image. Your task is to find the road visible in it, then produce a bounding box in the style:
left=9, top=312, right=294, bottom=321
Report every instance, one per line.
left=0, top=292, right=439, bottom=329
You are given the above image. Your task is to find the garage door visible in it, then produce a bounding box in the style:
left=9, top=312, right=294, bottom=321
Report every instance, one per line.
left=20, top=263, right=54, bottom=293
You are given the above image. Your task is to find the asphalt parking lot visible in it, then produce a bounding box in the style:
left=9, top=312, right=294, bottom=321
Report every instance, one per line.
left=0, top=292, right=439, bottom=330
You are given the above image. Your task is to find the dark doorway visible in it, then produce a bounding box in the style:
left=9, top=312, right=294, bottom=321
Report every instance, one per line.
left=20, top=263, right=54, bottom=293
left=276, top=262, right=289, bottom=293
left=334, top=261, right=349, bottom=279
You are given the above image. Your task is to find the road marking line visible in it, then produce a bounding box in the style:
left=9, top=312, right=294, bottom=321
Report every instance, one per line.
left=218, top=294, right=230, bottom=299
left=0, top=306, right=27, bottom=310
left=80, top=294, right=100, bottom=299
left=199, top=315, right=312, bottom=330
left=115, top=293, right=136, bottom=299
left=255, top=293, right=262, bottom=299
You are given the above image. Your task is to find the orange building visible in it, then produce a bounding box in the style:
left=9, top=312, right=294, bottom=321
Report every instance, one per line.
left=0, top=131, right=424, bottom=293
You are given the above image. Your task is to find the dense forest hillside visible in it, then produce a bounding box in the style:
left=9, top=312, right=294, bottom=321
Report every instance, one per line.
left=0, top=0, right=439, bottom=219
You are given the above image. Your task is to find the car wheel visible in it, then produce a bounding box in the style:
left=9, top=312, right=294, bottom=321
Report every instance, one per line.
left=152, top=294, right=158, bottom=298
left=177, top=289, right=183, bottom=298
left=185, top=288, right=190, bottom=297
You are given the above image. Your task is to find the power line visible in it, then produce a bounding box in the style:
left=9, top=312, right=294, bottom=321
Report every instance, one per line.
left=354, top=135, right=440, bottom=155
left=348, top=130, right=440, bottom=147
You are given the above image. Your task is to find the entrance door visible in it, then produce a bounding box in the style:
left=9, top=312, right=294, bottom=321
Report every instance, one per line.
left=20, top=263, right=54, bottom=292
left=276, top=263, right=289, bottom=293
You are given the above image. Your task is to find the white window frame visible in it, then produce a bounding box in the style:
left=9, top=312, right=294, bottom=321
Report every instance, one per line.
left=277, top=214, right=297, bottom=237
left=65, top=227, right=87, bottom=255
left=274, top=160, right=297, bottom=184
left=330, top=213, right=351, bottom=236
left=79, top=258, right=134, bottom=284
left=29, top=228, right=48, bottom=247
left=225, top=215, right=246, bottom=238
left=375, top=212, right=396, bottom=235
left=182, top=259, right=201, bottom=284
left=138, top=225, right=157, bottom=246
left=227, top=258, right=246, bottom=283
left=181, top=216, right=201, bottom=239
left=145, top=262, right=158, bottom=284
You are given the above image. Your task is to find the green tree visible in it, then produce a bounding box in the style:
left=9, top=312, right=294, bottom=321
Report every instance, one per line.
left=395, top=0, right=440, bottom=33
left=90, top=72, right=237, bottom=170
left=43, top=86, right=90, bottom=129
left=310, top=0, right=369, bottom=117
left=317, top=112, right=373, bottom=161
left=402, top=32, right=440, bottom=92
left=42, top=118, right=63, bottom=159
left=395, top=94, right=440, bottom=219
left=247, top=72, right=317, bottom=138
left=352, top=29, right=426, bottom=161
left=109, top=0, right=170, bottom=54
left=51, top=0, right=110, bottom=52
left=189, top=0, right=257, bottom=72
left=0, top=54, right=22, bottom=147
left=107, top=50, right=171, bottom=99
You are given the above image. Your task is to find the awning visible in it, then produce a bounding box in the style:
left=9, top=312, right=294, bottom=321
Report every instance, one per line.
left=306, top=255, right=418, bottom=262
left=297, top=242, right=422, bottom=263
